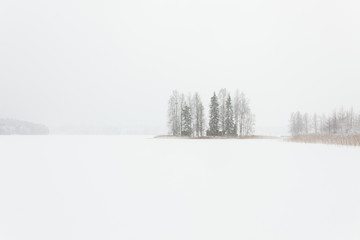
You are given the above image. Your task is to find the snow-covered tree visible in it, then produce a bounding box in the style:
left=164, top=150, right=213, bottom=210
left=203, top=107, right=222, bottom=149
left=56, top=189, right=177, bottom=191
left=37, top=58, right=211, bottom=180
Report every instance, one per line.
left=303, top=113, right=309, bottom=134
left=181, top=103, right=192, bottom=136
left=244, top=113, right=255, bottom=136
left=312, top=113, right=318, bottom=134
left=237, top=92, right=255, bottom=136
left=233, top=89, right=241, bottom=136
left=168, top=89, right=255, bottom=137
left=179, top=93, right=185, bottom=135
left=289, top=107, right=360, bottom=136
left=289, top=111, right=304, bottom=136
left=167, top=90, right=181, bottom=135
left=208, top=92, right=220, bottom=136
left=198, top=102, right=205, bottom=136
left=239, top=92, right=248, bottom=136
left=192, top=92, right=205, bottom=137
left=224, top=95, right=235, bottom=136
left=218, top=88, right=227, bottom=134
left=185, top=93, right=194, bottom=136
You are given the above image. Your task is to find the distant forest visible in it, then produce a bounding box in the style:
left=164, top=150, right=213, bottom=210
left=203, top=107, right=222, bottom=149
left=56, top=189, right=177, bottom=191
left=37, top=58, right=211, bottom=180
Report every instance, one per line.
left=289, top=108, right=360, bottom=136
left=167, top=89, right=255, bottom=137
left=0, top=119, right=49, bottom=135
left=288, top=108, right=360, bottom=146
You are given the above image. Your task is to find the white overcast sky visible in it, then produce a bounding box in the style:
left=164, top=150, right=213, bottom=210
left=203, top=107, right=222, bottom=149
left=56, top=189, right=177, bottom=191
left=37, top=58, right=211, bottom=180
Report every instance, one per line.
left=1, top=0, right=360, bottom=135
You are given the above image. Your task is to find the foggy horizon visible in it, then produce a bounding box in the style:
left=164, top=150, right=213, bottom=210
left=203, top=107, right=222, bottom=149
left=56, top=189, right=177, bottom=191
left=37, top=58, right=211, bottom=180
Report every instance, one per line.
left=1, top=0, right=360, bottom=135
left=2, top=1, right=360, bottom=239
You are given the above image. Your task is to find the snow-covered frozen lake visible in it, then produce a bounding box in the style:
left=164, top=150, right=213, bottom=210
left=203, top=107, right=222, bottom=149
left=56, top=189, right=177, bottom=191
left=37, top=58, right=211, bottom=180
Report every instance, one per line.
left=0, top=135, right=360, bottom=240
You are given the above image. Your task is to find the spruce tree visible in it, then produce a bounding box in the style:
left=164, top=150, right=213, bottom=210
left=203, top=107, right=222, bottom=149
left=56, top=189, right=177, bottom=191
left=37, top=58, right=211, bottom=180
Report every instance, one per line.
left=208, top=92, right=220, bottom=136
left=181, top=104, right=192, bottom=136
left=225, top=95, right=235, bottom=136
left=218, top=88, right=227, bottom=133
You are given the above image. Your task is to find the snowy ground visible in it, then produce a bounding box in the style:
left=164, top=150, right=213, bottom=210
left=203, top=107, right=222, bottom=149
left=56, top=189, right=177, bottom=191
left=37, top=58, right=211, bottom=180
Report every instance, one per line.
left=0, top=135, right=360, bottom=240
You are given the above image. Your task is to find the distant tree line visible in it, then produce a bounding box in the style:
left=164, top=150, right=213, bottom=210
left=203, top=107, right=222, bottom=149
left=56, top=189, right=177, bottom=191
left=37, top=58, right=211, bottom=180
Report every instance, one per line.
left=0, top=119, right=49, bottom=135
left=168, top=89, right=255, bottom=137
left=289, top=108, right=360, bottom=136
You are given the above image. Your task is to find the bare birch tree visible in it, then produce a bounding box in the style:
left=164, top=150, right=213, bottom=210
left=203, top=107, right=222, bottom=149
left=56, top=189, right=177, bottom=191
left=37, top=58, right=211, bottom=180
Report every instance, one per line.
left=289, top=108, right=360, bottom=136
left=218, top=88, right=227, bottom=134
left=192, top=92, right=205, bottom=137
left=233, top=89, right=241, bottom=136
left=167, top=90, right=181, bottom=135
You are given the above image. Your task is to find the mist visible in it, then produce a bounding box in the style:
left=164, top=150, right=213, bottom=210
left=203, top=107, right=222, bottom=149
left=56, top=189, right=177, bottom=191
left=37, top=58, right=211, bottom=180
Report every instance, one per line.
left=1, top=0, right=360, bottom=135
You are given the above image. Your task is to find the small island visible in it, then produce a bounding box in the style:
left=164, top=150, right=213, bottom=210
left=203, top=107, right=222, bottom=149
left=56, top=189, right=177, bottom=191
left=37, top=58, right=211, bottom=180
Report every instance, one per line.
left=166, top=89, right=255, bottom=138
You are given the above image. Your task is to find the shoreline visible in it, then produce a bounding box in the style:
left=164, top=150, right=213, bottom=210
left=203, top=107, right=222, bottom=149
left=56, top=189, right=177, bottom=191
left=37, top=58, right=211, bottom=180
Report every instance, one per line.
left=154, top=135, right=280, bottom=139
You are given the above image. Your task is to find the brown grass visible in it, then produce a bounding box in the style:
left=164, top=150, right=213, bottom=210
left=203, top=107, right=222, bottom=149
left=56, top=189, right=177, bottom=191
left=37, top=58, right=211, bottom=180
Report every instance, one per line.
left=287, top=134, right=360, bottom=146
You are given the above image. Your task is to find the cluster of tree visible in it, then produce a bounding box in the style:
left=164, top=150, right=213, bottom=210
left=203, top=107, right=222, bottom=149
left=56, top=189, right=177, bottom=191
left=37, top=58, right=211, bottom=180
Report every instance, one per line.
left=168, top=91, right=205, bottom=137
left=0, top=119, right=49, bottom=135
left=168, top=89, right=255, bottom=137
left=289, top=108, right=360, bottom=136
